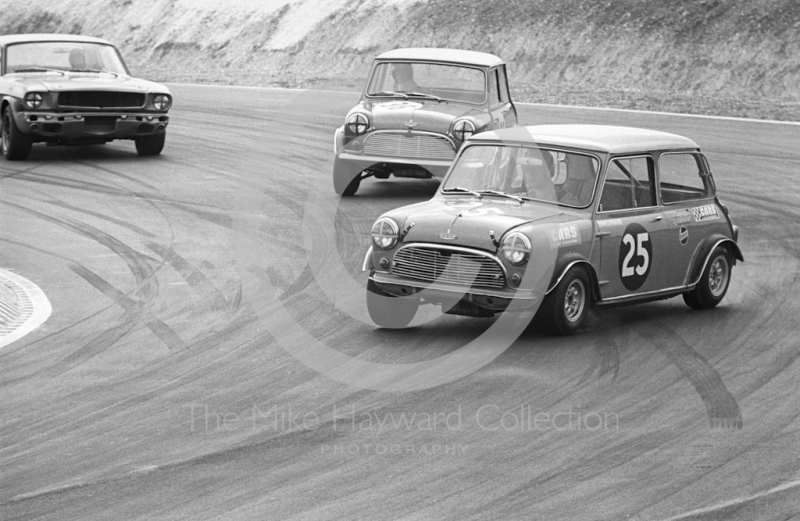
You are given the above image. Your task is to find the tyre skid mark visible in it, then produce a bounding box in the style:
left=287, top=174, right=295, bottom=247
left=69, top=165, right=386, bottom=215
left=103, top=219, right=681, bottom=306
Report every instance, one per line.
left=636, top=321, right=742, bottom=429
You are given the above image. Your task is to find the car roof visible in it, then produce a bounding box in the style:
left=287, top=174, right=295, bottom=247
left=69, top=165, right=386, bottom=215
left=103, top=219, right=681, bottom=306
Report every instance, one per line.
left=375, top=48, right=504, bottom=67
left=471, top=124, right=700, bottom=154
left=0, top=33, right=114, bottom=46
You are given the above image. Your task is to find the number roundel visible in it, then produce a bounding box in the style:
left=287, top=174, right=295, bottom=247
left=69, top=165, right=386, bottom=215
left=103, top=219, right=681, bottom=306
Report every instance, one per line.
left=618, top=223, right=652, bottom=291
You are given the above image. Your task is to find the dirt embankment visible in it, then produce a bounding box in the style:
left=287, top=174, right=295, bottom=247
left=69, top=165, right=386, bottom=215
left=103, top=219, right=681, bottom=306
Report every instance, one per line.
left=2, top=0, right=799, bottom=119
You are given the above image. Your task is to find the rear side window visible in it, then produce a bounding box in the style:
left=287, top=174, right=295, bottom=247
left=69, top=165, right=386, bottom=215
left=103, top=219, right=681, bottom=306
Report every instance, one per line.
left=659, top=153, right=709, bottom=204
left=497, top=66, right=510, bottom=103
left=489, top=69, right=500, bottom=105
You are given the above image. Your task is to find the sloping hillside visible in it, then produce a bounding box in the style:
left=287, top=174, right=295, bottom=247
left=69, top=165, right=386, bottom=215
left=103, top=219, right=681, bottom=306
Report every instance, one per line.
left=2, top=0, right=799, bottom=119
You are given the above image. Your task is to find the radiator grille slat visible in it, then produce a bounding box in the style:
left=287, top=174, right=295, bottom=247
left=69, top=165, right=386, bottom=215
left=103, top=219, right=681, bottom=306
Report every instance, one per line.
left=364, top=133, right=455, bottom=160
left=393, top=246, right=505, bottom=289
left=57, top=91, right=146, bottom=109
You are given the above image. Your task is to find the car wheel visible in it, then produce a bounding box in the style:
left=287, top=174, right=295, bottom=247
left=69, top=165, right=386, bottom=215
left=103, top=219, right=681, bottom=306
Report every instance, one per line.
left=135, top=132, right=166, bottom=156
left=683, top=246, right=731, bottom=309
left=366, top=278, right=419, bottom=328
left=2, top=108, right=33, bottom=160
left=333, top=157, right=361, bottom=196
left=539, top=266, right=591, bottom=336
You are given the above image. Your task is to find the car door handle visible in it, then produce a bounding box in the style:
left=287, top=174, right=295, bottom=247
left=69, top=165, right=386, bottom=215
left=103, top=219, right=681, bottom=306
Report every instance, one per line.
left=651, top=215, right=663, bottom=222
left=595, top=231, right=611, bottom=238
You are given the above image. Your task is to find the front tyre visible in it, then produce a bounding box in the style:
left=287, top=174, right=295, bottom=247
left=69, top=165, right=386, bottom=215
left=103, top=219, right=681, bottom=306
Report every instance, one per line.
left=135, top=132, right=166, bottom=156
left=333, top=157, right=361, bottom=196
left=2, top=108, right=33, bottom=160
left=539, top=266, right=591, bottom=336
left=367, top=278, right=419, bottom=328
left=683, top=246, right=731, bottom=309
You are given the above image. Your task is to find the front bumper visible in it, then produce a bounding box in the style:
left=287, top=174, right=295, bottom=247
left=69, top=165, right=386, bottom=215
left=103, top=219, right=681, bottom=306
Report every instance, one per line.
left=369, top=271, right=540, bottom=312
left=336, top=151, right=452, bottom=178
left=15, top=111, right=169, bottom=140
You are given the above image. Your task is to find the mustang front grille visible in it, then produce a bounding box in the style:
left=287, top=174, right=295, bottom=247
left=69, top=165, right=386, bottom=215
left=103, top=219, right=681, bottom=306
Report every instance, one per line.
left=393, top=246, right=505, bottom=289
left=57, top=91, right=146, bottom=109
left=363, top=133, right=455, bottom=160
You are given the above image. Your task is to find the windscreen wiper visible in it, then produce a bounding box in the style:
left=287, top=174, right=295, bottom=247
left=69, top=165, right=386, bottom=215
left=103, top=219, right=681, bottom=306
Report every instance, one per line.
left=406, top=92, right=444, bottom=102
left=69, top=68, right=119, bottom=77
left=371, top=91, right=408, bottom=99
left=477, top=190, right=524, bottom=203
left=12, top=67, right=65, bottom=75
left=442, top=186, right=482, bottom=198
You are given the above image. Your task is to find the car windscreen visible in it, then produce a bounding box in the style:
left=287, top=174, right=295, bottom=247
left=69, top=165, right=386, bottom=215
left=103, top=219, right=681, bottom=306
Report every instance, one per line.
left=366, top=62, right=486, bottom=104
left=5, top=42, right=128, bottom=75
left=442, top=144, right=601, bottom=208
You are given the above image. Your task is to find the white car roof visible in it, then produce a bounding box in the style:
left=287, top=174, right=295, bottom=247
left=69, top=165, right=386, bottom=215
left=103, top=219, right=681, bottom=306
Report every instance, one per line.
left=0, top=33, right=114, bottom=46
left=473, top=125, right=700, bottom=154
left=375, top=48, right=504, bottom=67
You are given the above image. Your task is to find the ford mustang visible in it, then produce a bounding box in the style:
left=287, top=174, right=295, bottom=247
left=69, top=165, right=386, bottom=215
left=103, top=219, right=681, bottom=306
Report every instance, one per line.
left=0, top=34, right=171, bottom=160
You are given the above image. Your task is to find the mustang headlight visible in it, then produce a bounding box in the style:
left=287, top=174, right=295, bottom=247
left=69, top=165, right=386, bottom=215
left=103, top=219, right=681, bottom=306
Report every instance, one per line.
left=24, top=92, right=44, bottom=109
left=501, top=232, right=531, bottom=265
left=452, top=119, right=476, bottom=141
left=371, top=217, right=399, bottom=250
left=346, top=113, right=369, bottom=135
left=153, top=94, right=172, bottom=111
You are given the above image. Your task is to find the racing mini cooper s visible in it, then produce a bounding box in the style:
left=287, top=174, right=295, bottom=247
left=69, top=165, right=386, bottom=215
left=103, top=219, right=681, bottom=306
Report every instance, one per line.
left=333, top=48, right=518, bottom=196
left=0, top=34, right=172, bottom=160
left=364, top=125, right=743, bottom=335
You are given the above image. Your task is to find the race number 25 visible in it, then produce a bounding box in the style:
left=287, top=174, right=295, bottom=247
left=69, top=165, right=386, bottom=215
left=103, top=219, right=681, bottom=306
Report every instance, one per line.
left=618, top=224, right=652, bottom=291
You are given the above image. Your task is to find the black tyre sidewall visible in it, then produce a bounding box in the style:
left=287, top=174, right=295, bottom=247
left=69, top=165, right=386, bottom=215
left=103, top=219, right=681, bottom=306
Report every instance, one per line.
left=542, top=266, right=591, bottom=336
left=686, top=246, right=731, bottom=309
left=2, top=108, right=32, bottom=160
left=366, top=278, right=418, bottom=329
left=135, top=132, right=166, bottom=156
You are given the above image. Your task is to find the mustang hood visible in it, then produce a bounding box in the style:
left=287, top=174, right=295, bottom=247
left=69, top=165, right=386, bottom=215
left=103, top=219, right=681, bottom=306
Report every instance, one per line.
left=367, top=100, right=483, bottom=134
left=10, top=73, right=169, bottom=94
left=387, top=198, right=572, bottom=252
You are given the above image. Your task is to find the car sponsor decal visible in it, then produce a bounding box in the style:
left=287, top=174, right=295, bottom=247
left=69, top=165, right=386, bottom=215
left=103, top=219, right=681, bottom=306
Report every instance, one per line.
left=667, top=208, right=692, bottom=226
left=619, top=223, right=652, bottom=291
left=461, top=207, right=505, bottom=217
left=691, top=204, right=719, bottom=222
left=679, top=226, right=689, bottom=245
left=548, top=225, right=581, bottom=249
left=377, top=101, right=423, bottom=111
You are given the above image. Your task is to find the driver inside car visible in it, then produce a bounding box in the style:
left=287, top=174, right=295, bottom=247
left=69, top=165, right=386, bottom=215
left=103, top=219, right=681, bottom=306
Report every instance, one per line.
left=515, top=151, right=557, bottom=201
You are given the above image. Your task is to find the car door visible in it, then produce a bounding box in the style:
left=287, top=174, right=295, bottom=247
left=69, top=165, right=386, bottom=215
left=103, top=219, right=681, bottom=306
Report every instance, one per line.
left=595, top=155, right=671, bottom=300
left=488, top=67, right=516, bottom=129
left=656, top=150, right=716, bottom=287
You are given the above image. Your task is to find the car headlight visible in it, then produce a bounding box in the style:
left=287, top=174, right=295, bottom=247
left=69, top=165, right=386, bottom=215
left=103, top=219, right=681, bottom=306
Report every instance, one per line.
left=346, top=113, right=369, bottom=135
left=153, top=94, right=172, bottom=111
left=501, top=232, right=531, bottom=265
left=452, top=119, right=476, bottom=141
left=24, top=92, right=44, bottom=109
left=371, top=217, right=399, bottom=250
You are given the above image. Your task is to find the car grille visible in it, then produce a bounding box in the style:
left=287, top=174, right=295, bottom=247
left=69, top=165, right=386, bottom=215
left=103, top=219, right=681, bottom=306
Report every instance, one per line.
left=57, top=91, right=146, bottom=109
left=393, top=246, right=506, bottom=289
left=363, top=133, right=455, bottom=160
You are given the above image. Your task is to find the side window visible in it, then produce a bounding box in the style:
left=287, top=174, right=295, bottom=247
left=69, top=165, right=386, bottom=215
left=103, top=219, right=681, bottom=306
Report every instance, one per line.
left=659, top=153, right=709, bottom=204
left=488, top=68, right=500, bottom=105
left=599, top=156, right=655, bottom=212
left=497, top=66, right=510, bottom=103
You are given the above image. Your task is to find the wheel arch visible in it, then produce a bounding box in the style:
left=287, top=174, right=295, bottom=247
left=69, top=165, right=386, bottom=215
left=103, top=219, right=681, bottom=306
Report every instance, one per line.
left=545, top=254, right=600, bottom=300
left=688, top=237, right=742, bottom=287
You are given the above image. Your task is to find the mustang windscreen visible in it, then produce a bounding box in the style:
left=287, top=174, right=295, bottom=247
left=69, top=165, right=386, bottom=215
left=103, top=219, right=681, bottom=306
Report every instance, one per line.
left=367, top=62, right=486, bottom=104
left=5, top=42, right=128, bottom=75
left=442, top=145, right=600, bottom=208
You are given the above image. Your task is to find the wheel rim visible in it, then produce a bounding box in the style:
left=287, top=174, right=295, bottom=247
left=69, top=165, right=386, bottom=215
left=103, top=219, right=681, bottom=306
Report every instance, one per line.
left=564, top=279, right=586, bottom=323
left=708, top=255, right=730, bottom=297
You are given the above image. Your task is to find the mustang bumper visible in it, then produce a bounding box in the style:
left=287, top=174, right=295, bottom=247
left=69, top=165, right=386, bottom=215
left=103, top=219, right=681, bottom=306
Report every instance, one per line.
left=369, top=271, right=540, bottom=312
left=15, top=111, right=169, bottom=140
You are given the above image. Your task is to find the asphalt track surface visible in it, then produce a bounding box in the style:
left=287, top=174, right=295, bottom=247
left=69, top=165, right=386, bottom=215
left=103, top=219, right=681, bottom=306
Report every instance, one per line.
left=1, top=85, right=799, bottom=520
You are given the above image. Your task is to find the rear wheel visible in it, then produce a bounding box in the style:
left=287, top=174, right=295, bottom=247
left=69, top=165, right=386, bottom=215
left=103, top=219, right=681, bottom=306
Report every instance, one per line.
left=539, top=266, right=591, bottom=336
left=2, top=108, right=33, bottom=160
left=683, top=246, right=731, bottom=309
left=135, top=132, right=166, bottom=156
left=367, top=278, right=419, bottom=328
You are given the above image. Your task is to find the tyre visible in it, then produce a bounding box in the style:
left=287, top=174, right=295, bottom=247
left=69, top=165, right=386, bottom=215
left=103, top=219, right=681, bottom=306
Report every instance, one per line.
left=333, top=157, right=361, bottom=196
left=135, top=132, right=166, bottom=156
left=366, top=278, right=419, bottom=328
left=539, top=266, right=591, bottom=336
left=2, top=108, right=33, bottom=160
left=683, top=246, right=731, bottom=309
